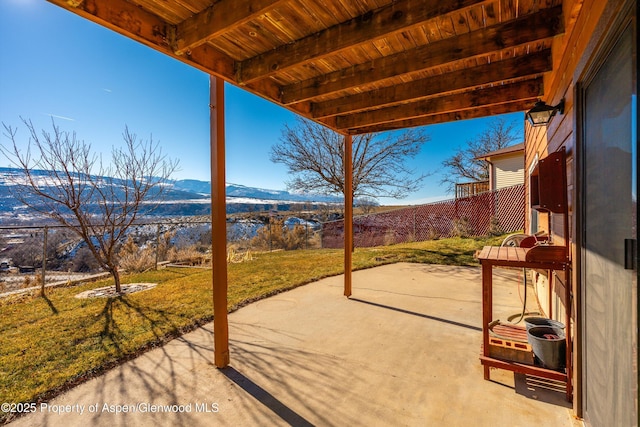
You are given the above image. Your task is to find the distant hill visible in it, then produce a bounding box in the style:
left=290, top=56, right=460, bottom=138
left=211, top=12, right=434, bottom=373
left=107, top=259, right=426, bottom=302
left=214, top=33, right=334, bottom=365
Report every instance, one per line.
left=0, top=167, right=342, bottom=221
left=172, top=179, right=342, bottom=203
left=171, top=179, right=212, bottom=195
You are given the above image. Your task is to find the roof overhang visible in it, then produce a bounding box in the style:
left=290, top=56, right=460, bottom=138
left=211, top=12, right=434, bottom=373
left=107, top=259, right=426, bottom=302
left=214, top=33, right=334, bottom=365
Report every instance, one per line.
left=476, top=142, right=525, bottom=161
left=47, top=0, right=569, bottom=135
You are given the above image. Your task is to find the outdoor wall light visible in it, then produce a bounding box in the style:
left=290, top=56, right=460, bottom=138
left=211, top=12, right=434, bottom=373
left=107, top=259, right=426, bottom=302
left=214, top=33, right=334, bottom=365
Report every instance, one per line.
left=525, top=99, right=565, bottom=127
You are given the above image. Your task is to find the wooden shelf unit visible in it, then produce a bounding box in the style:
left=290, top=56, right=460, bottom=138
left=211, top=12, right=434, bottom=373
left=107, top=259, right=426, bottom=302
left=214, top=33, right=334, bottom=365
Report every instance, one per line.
left=479, top=148, right=572, bottom=401
left=478, top=246, right=572, bottom=401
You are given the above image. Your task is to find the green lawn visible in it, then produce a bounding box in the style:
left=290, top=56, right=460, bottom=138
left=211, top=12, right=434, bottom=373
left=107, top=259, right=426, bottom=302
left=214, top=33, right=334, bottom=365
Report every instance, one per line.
left=0, top=235, right=504, bottom=421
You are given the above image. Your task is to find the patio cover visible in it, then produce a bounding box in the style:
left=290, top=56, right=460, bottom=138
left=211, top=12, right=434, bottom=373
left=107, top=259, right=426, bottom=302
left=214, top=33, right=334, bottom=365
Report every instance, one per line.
left=47, top=0, right=568, bottom=135
left=45, top=0, right=579, bottom=368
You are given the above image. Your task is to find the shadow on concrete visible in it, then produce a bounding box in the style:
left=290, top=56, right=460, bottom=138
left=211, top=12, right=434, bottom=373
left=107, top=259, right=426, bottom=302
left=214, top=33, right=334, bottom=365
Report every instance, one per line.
left=9, top=264, right=574, bottom=427
left=74, top=296, right=212, bottom=427
left=349, top=297, right=482, bottom=332
left=227, top=323, right=370, bottom=427
left=514, top=373, right=573, bottom=408
left=221, top=366, right=314, bottom=427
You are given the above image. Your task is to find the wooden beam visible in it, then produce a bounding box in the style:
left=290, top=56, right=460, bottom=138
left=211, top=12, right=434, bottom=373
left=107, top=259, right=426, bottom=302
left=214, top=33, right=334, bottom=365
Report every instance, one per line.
left=173, top=0, right=286, bottom=55
left=236, top=0, right=488, bottom=84
left=45, top=0, right=286, bottom=105
left=45, top=0, right=235, bottom=80
left=210, top=76, right=229, bottom=368
left=312, top=49, right=552, bottom=118
left=183, top=43, right=237, bottom=80
left=334, top=78, right=543, bottom=130
left=47, top=0, right=169, bottom=49
left=341, top=100, right=534, bottom=134
left=344, top=135, right=353, bottom=298
left=282, top=6, right=563, bottom=104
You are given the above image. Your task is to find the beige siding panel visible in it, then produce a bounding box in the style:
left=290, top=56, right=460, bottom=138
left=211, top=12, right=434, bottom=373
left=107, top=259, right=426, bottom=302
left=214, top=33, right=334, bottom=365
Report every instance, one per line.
left=493, top=154, right=524, bottom=189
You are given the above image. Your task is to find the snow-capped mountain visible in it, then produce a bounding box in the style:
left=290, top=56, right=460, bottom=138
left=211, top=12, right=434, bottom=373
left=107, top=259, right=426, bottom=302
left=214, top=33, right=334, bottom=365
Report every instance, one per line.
left=172, top=180, right=342, bottom=203
left=0, top=167, right=342, bottom=220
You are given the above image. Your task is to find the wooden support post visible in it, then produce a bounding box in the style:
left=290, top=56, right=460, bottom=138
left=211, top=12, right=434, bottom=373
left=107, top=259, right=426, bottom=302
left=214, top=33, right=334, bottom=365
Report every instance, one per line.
left=481, top=262, right=492, bottom=380
left=344, top=134, right=353, bottom=297
left=210, top=75, right=229, bottom=368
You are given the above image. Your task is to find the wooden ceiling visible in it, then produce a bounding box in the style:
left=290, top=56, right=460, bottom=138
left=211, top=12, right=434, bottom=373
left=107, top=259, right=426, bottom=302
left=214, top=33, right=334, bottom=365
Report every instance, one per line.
left=48, top=0, right=566, bottom=135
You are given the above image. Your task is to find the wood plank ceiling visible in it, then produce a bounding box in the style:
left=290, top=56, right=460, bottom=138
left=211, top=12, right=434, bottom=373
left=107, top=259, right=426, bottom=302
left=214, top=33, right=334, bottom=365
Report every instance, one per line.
left=47, top=0, right=565, bottom=135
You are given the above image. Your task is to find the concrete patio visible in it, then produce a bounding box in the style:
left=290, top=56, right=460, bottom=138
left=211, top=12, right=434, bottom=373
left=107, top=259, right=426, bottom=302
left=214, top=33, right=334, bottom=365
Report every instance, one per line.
left=10, top=263, right=578, bottom=426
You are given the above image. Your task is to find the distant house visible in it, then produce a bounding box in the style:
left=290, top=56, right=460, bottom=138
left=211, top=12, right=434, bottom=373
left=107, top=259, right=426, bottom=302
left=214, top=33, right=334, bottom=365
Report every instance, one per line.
left=455, top=143, right=525, bottom=199
left=476, top=143, right=525, bottom=191
left=18, top=265, right=35, bottom=274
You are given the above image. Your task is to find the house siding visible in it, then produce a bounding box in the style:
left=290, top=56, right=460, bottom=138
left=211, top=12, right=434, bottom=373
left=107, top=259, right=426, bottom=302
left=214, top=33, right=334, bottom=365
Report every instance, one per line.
left=524, top=0, right=637, bottom=422
left=493, top=154, right=524, bottom=190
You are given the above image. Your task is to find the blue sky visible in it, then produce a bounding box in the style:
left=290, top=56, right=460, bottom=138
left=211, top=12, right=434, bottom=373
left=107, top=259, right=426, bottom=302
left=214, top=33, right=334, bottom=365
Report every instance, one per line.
left=0, top=0, right=524, bottom=205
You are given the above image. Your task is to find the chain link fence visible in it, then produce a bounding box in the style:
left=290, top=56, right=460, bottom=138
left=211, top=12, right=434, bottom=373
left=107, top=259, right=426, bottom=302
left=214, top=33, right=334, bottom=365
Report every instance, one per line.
left=0, top=218, right=323, bottom=294
left=322, top=184, right=525, bottom=248
left=0, top=184, right=524, bottom=293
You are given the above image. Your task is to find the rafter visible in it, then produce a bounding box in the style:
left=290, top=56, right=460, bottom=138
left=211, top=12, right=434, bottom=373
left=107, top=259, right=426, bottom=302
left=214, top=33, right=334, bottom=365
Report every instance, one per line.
left=235, top=0, right=488, bottom=84
left=333, top=78, right=543, bottom=131
left=47, top=0, right=286, bottom=104
left=47, top=0, right=236, bottom=78
left=340, top=100, right=535, bottom=135
left=282, top=6, right=563, bottom=104
left=172, top=0, right=287, bottom=55
left=47, top=0, right=573, bottom=138
left=48, top=0, right=169, bottom=50
left=312, top=49, right=552, bottom=119
left=177, top=43, right=235, bottom=80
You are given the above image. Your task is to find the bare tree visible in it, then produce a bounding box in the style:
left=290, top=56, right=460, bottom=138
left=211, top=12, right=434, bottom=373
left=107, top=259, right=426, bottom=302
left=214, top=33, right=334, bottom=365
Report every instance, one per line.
left=440, top=118, right=520, bottom=192
left=271, top=118, right=430, bottom=200
left=1, top=119, right=178, bottom=293
left=6, top=228, right=72, bottom=272
left=355, top=197, right=379, bottom=214
left=45, top=228, right=75, bottom=270
left=6, top=236, right=41, bottom=268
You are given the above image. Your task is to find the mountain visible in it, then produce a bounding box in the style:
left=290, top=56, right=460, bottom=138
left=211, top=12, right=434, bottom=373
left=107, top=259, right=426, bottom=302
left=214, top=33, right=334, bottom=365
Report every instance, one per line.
left=171, top=179, right=212, bottom=195
left=0, top=168, right=342, bottom=221
left=173, top=180, right=342, bottom=203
